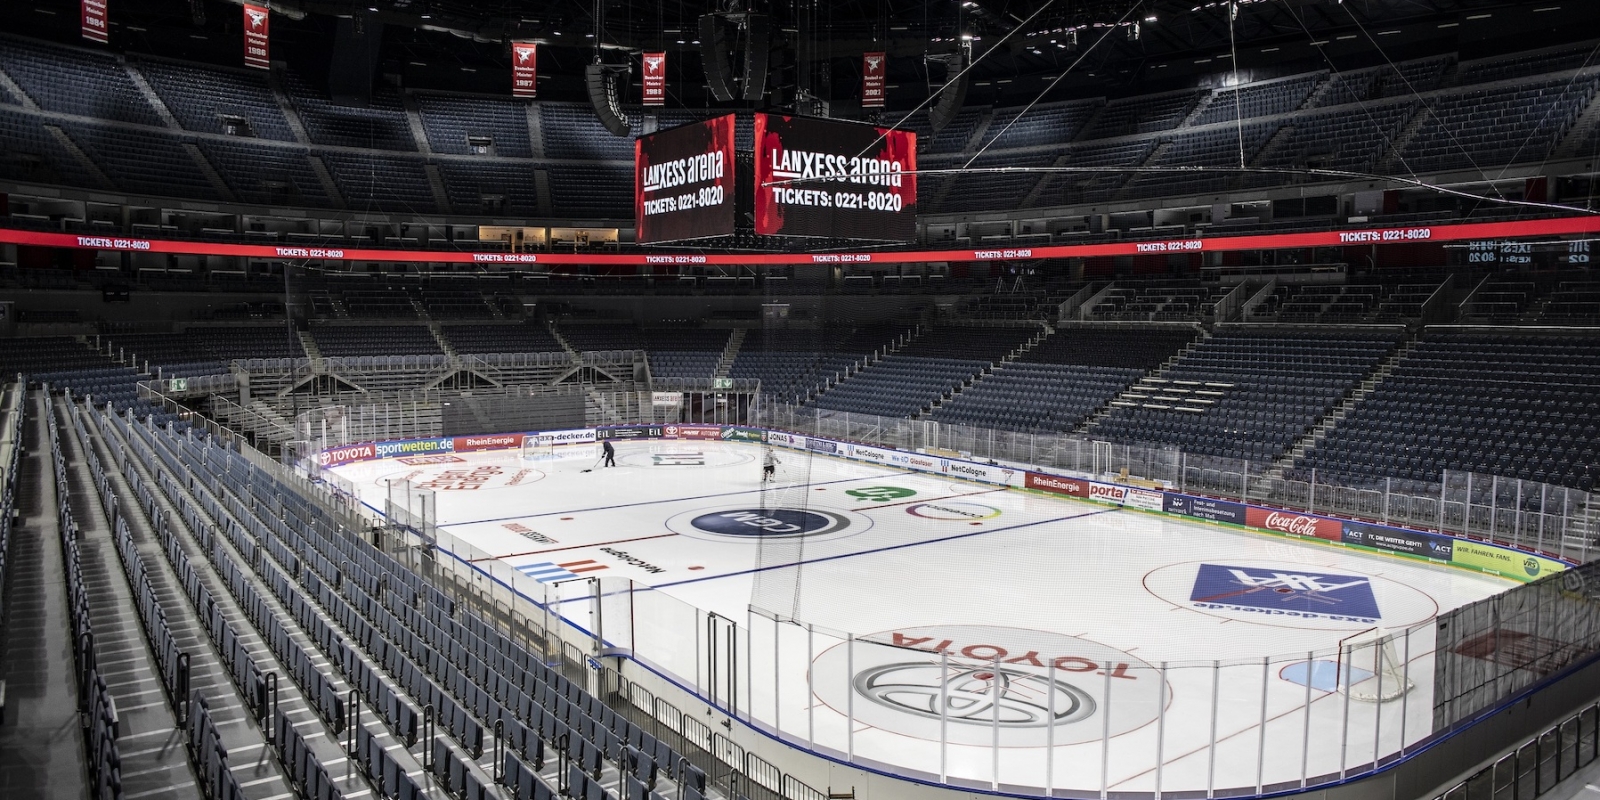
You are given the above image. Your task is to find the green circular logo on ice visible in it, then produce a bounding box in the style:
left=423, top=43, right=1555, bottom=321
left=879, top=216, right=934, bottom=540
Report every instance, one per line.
left=846, top=486, right=916, bottom=502
left=689, top=508, right=853, bottom=538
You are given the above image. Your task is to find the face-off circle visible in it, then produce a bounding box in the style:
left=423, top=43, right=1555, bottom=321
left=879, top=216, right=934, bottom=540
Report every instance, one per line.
left=667, top=505, right=872, bottom=543
left=1142, top=558, right=1440, bottom=631
left=811, top=625, right=1160, bottom=746
left=905, top=501, right=1002, bottom=521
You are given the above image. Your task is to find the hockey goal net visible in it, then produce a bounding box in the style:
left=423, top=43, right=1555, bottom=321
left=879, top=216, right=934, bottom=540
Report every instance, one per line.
left=520, top=434, right=557, bottom=460
left=1335, top=627, right=1414, bottom=702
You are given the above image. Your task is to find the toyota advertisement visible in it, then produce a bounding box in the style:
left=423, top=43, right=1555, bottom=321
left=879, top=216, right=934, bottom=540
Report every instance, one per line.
left=752, top=113, right=917, bottom=241
left=635, top=115, right=737, bottom=243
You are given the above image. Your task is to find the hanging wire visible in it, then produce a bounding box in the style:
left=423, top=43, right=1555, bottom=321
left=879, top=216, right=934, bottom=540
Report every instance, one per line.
left=1227, top=0, right=1245, bottom=169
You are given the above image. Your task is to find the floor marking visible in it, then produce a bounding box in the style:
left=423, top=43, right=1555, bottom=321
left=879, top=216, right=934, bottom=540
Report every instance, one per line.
left=471, top=532, right=679, bottom=563
left=853, top=487, right=1008, bottom=511
left=645, top=507, right=1123, bottom=590
left=446, top=471, right=918, bottom=527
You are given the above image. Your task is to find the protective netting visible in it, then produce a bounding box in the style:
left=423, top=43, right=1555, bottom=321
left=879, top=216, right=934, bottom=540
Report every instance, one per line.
left=1433, top=558, right=1600, bottom=731
left=747, top=284, right=820, bottom=621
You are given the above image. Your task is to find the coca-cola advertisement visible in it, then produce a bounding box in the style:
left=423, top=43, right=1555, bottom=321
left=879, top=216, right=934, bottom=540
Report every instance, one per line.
left=861, top=52, right=886, bottom=107
left=752, top=113, right=917, bottom=241
left=82, top=0, right=109, bottom=43
left=511, top=42, right=538, bottom=98
left=634, top=115, right=736, bottom=243
left=1245, top=507, right=1343, bottom=541
left=642, top=51, right=666, bottom=106
left=1025, top=472, right=1087, bottom=497
left=242, top=4, right=270, bottom=70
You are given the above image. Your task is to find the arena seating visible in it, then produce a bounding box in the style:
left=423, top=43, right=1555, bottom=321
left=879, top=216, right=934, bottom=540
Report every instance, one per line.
left=310, top=324, right=443, bottom=357
left=1396, top=76, right=1599, bottom=174
left=417, top=94, right=534, bottom=158
left=811, top=326, right=1035, bottom=418
left=0, top=36, right=163, bottom=126
left=440, top=323, right=564, bottom=355
left=280, top=70, right=417, bottom=152
left=134, top=58, right=298, bottom=141
left=1542, top=280, right=1600, bottom=323
left=1296, top=331, right=1600, bottom=492
left=1080, top=90, right=1205, bottom=139
left=81, top=400, right=715, bottom=800
left=1089, top=327, right=1403, bottom=462
left=1192, top=74, right=1322, bottom=127
left=731, top=326, right=907, bottom=401
left=1, top=34, right=1596, bottom=220
left=101, top=325, right=305, bottom=372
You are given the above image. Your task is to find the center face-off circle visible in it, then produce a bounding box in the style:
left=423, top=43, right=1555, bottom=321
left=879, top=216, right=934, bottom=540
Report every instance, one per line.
left=1142, top=558, right=1439, bottom=631
left=811, top=625, right=1161, bottom=746
left=667, top=505, right=872, bottom=543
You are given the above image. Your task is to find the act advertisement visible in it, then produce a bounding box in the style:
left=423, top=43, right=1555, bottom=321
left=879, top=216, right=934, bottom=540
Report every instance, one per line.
left=635, top=115, right=737, bottom=243
left=1342, top=521, right=1453, bottom=561
left=752, top=113, right=917, bottom=241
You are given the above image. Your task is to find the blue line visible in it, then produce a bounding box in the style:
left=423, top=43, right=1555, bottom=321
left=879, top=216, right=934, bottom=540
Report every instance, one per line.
left=445, top=470, right=919, bottom=527
left=647, top=506, right=1123, bottom=590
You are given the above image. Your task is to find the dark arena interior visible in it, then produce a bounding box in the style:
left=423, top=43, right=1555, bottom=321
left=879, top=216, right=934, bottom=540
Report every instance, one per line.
left=4, top=0, right=1600, bottom=799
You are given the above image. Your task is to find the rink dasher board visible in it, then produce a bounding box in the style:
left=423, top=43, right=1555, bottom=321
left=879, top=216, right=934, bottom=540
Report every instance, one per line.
left=315, top=424, right=1572, bottom=584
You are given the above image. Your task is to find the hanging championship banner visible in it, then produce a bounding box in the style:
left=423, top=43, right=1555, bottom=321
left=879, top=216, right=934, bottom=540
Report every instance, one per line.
left=861, top=51, right=886, bottom=108
left=243, top=4, right=271, bottom=70
left=642, top=51, right=667, bottom=106
left=82, top=0, right=109, bottom=43
left=511, top=42, right=538, bottom=98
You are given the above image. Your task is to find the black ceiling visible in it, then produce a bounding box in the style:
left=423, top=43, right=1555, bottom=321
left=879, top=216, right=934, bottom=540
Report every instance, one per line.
left=10, top=0, right=1598, bottom=111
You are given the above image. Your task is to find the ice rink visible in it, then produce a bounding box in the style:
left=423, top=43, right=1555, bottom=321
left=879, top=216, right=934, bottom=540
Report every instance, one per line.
left=329, top=438, right=1515, bottom=795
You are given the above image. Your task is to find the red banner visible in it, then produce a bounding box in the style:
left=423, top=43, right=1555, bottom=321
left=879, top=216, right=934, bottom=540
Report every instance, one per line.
left=511, top=43, right=537, bottom=98
left=1025, top=472, right=1087, bottom=497
left=1245, top=508, right=1343, bottom=541
left=453, top=433, right=523, bottom=453
left=5, top=215, right=1600, bottom=266
left=81, top=0, right=109, bottom=43
left=243, top=4, right=270, bottom=70
left=861, top=52, right=886, bottom=108
left=642, top=51, right=666, bottom=106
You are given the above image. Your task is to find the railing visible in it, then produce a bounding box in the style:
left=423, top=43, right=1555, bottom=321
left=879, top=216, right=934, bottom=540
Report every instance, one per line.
left=756, top=403, right=1596, bottom=565
left=1434, top=699, right=1600, bottom=800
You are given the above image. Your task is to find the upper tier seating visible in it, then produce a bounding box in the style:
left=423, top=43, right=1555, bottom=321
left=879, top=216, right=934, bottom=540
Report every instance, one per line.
left=730, top=326, right=905, bottom=400
left=1457, top=42, right=1600, bottom=85
left=321, top=152, right=437, bottom=214
left=978, top=101, right=1099, bottom=149
left=417, top=94, right=533, bottom=158
left=1080, top=90, right=1205, bottom=139
left=135, top=58, right=297, bottom=141
left=61, top=122, right=222, bottom=201
left=310, top=324, right=443, bottom=357
left=811, top=327, right=1034, bottom=417
left=1397, top=77, right=1599, bottom=174
left=103, top=325, right=305, bottom=374
left=197, top=139, right=334, bottom=207
left=928, top=362, right=1143, bottom=433
left=1297, top=332, right=1600, bottom=492
left=439, top=324, right=563, bottom=355
left=0, top=37, right=162, bottom=126
left=0, top=107, right=104, bottom=187
left=1310, top=56, right=1454, bottom=108
left=1089, top=327, right=1403, bottom=462
left=1192, top=74, right=1321, bottom=126
left=281, top=71, right=417, bottom=151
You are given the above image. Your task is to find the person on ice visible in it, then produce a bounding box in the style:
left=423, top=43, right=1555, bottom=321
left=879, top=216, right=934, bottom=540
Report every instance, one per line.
left=762, top=447, right=781, bottom=483
left=601, top=439, right=617, bottom=468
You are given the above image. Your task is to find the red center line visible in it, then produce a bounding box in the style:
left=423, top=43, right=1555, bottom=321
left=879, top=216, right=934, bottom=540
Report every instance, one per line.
left=467, top=532, right=680, bottom=562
